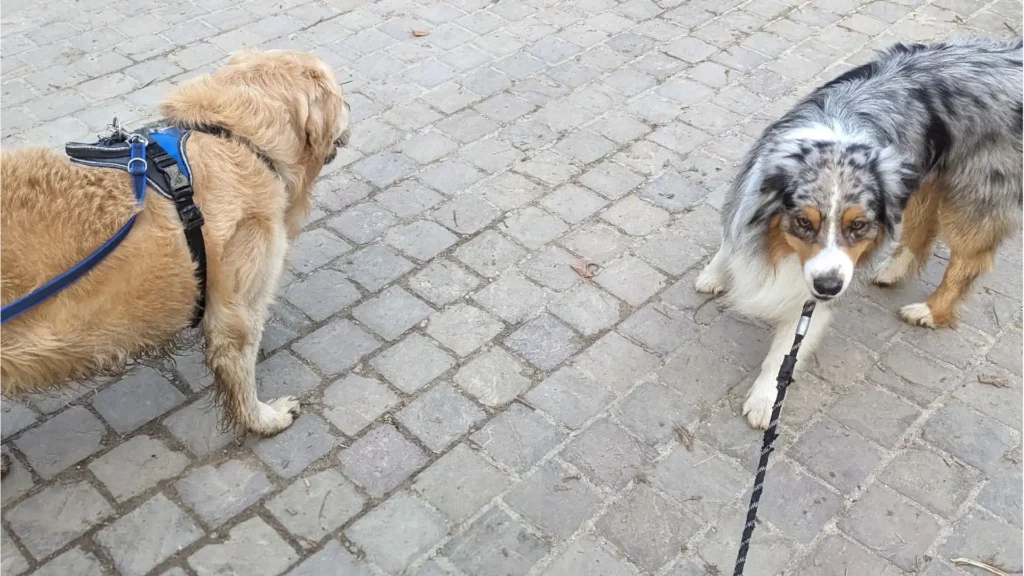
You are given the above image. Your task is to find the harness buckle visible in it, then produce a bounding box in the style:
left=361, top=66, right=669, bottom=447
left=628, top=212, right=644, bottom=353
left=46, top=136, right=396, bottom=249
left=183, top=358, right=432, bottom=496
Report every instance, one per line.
left=127, top=157, right=148, bottom=176
left=178, top=203, right=204, bottom=231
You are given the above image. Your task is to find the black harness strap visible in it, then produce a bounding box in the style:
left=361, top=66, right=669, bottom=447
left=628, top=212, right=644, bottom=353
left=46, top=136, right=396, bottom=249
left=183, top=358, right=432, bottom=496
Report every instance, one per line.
left=145, top=139, right=207, bottom=327
left=188, top=124, right=278, bottom=174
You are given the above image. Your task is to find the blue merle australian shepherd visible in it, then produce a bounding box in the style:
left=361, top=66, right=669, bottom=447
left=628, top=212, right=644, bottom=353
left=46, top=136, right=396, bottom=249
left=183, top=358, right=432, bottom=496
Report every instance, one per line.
left=696, top=38, right=1023, bottom=429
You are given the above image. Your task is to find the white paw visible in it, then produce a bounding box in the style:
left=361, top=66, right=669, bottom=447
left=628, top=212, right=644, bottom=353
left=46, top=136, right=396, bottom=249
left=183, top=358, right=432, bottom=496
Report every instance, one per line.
left=871, top=251, right=913, bottom=286
left=900, top=302, right=935, bottom=327
left=253, top=396, right=301, bottom=436
left=742, top=377, right=778, bottom=430
left=695, top=267, right=727, bottom=295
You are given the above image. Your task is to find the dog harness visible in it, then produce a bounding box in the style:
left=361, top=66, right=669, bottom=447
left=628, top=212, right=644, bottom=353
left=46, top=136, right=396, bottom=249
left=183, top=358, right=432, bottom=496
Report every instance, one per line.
left=0, top=123, right=208, bottom=326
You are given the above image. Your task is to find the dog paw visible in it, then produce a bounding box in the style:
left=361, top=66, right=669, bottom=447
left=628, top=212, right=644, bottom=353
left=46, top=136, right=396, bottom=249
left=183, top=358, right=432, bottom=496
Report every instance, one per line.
left=900, top=302, right=935, bottom=327
left=253, top=396, right=301, bottom=436
left=742, top=380, right=777, bottom=430
left=695, top=268, right=727, bottom=295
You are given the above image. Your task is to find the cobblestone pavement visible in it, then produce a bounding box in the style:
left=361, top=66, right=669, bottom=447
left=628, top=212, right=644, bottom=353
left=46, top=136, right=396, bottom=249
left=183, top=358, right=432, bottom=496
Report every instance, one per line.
left=2, top=0, right=1023, bottom=573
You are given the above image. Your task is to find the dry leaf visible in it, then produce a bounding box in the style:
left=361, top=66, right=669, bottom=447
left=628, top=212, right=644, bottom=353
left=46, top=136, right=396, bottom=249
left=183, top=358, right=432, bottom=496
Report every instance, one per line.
left=413, top=29, right=429, bottom=37
left=570, top=258, right=597, bottom=278
left=951, top=558, right=1010, bottom=576
left=978, top=374, right=1011, bottom=388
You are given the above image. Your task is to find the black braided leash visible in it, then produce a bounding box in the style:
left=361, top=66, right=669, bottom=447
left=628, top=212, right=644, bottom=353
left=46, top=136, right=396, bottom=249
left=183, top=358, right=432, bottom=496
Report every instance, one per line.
left=733, top=300, right=816, bottom=576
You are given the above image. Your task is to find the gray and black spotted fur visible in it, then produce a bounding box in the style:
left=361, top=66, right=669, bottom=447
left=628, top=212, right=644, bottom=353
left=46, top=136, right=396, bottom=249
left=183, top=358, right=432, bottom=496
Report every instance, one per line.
left=722, top=37, right=1023, bottom=255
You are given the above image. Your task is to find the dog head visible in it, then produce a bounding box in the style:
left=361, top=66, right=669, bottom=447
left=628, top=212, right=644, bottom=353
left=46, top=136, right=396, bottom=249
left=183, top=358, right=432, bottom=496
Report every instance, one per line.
left=754, top=131, right=918, bottom=300
left=223, top=49, right=351, bottom=167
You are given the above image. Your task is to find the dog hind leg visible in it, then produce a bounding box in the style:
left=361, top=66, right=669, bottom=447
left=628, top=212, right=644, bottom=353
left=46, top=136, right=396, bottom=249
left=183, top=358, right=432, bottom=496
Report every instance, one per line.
left=205, top=218, right=299, bottom=436
left=743, top=305, right=832, bottom=429
left=901, top=205, right=1010, bottom=327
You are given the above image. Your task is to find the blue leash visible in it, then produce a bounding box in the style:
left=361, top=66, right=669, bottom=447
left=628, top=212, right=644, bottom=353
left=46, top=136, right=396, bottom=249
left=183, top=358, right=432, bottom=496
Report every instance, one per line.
left=0, top=136, right=148, bottom=325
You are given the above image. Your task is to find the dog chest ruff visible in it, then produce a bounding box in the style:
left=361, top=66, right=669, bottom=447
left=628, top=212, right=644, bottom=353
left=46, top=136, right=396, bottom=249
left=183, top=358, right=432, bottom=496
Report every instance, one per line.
left=0, top=126, right=208, bottom=326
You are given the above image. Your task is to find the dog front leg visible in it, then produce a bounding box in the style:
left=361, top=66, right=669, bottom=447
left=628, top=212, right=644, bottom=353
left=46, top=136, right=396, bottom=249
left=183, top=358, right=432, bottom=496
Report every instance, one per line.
left=695, top=245, right=731, bottom=295
left=742, top=306, right=831, bottom=429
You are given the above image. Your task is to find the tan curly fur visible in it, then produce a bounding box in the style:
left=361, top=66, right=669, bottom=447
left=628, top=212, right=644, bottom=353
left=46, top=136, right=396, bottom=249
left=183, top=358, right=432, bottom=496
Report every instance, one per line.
left=1, top=49, right=351, bottom=436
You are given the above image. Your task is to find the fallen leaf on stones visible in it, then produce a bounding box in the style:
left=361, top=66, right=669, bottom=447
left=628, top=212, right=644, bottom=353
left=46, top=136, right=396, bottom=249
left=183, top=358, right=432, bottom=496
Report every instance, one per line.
left=570, top=258, right=597, bottom=278
left=413, top=29, right=429, bottom=36
left=978, top=374, right=1010, bottom=388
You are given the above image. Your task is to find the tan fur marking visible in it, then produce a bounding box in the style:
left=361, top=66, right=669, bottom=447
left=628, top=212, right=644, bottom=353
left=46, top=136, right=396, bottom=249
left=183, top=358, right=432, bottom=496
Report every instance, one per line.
left=925, top=199, right=1012, bottom=326
left=843, top=236, right=883, bottom=267
left=766, top=215, right=795, bottom=266
left=841, top=205, right=866, bottom=228
left=803, top=207, right=822, bottom=230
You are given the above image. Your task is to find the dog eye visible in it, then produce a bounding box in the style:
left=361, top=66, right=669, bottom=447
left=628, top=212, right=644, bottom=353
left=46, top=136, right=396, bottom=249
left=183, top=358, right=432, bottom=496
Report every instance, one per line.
left=849, top=220, right=866, bottom=231
left=795, top=216, right=813, bottom=230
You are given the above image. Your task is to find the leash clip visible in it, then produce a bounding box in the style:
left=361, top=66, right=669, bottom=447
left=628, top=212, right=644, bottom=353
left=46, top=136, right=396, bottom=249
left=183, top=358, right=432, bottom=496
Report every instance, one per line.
left=127, top=157, right=148, bottom=176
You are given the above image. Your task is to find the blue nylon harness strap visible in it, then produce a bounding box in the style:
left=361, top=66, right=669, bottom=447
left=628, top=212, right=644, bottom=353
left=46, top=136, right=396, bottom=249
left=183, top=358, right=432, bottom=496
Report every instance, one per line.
left=0, top=138, right=148, bottom=325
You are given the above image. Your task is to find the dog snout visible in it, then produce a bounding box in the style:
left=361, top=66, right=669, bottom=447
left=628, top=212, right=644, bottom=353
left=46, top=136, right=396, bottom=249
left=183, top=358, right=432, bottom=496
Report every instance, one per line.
left=812, top=275, right=844, bottom=297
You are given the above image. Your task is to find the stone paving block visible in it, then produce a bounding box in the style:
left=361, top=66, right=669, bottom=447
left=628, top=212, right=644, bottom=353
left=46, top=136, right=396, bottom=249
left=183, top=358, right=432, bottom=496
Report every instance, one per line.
left=471, top=402, right=565, bottom=473
left=988, top=328, right=1023, bottom=375
left=459, top=137, right=525, bottom=173
left=1, top=400, right=36, bottom=439
left=287, top=540, right=373, bottom=576
left=880, top=444, right=983, bottom=519
left=432, top=193, right=500, bottom=235
left=827, top=385, right=920, bottom=448
left=1, top=454, right=34, bottom=506
left=551, top=282, right=623, bottom=336
left=542, top=537, right=639, bottom=576
left=353, top=286, right=433, bottom=341
left=443, top=507, right=550, bottom=576
left=810, top=331, right=873, bottom=385
left=521, top=246, right=582, bottom=292
left=505, top=313, right=584, bottom=371
left=314, top=173, right=373, bottom=213
left=188, top=517, right=299, bottom=576
left=799, top=533, right=904, bottom=576
left=266, top=470, right=366, bottom=543
left=32, top=547, right=105, bottom=576
left=506, top=460, right=603, bottom=538
left=338, top=424, right=429, bottom=497
left=922, top=401, right=1016, bottom=472
left=397, top=383, right=486, bottom=452
left=436, top=112, right=500, bottom=146
left=263, top=299, right=313, bottom=354
left=501, top=206, right=569, bottom=250
left=654, top=441, right=748, bottom=522
left=14, top=405, right=106, bottom=479
left=7, top=480, right=114, bottom=559
left=413, top=444, right=510, bottom=522
left=333, top=242, right=417, bottom=291
left=526, top=366, right=614, bottom=428
left=455, top=230, right=528, bottom=277
left=175, top=459, right=274, bottom=528
left=641, top=171, right=708, bottom=213
left=574, top=332, right=660, bottom=394
left=353, top=151, right=418, bottom=188
left=327, top=202, right=398, bottom=245
left=410, top=259, right=482, bottom=306
left=454, top=347, right=533, bottom=407
left=601, top=196, right=670, bottom=237
left=372, top=334, right=456, bottom=393
left=256, top=350, right=321, bottom=400
left=250, top=414, right=336, bottom=478
left=322, top=374, right=398, bottom=437
left=95, top=494, right=204, bottom=576
left=347, top=491, right=448, bottom=573
left=750, top=461, right=842, bottom=544
left=838, top=483, right=942, bottom=571
left=375, top=180, right=445, bottom=219
left=598, top=484, right=700, bottom=573
left=976, top=454, right=1023, bottom=527
left=619, top=303, right=699, bottom=356
left=554, top=129, right=617, bottom=164
left=595, top=256, right=667, bottom=306
left=384, top=220, right=460, bottom=263
left=790, top=417, right=883, bottom=494
left=560, top=222, right=628, bottom=264
left=428, top=303, right=505, bottom=357
left=938, top=508, right=1023, bottom=574
left=283, top=268, right=361, bottom=322
left=540, top=184, right=609, bottom=226
left=566, top=417, right=657, bottom=489
left=472, top=273, right=552, bottom=323
left=162, top=396, right=239, bottom=457
left=695, top=504, right=799, bottom=576
left=92, top=366, right=185, bottom=434
left=89, top=435, right=189, bottom=503
left=292, top=319, right=381, bottom=375
left=289, top=229, right=352, bottom=275
left=1, top=529, right=28, bottom=576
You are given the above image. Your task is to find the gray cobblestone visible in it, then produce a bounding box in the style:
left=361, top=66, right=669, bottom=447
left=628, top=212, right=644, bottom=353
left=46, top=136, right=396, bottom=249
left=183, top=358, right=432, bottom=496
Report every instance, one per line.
left=176, top=459, right=274, bottom=528
left=89, top=435, right=190, bottom=502
left=413, top=443, right=510, bottom=522
left=92, top=366, right=186, bottom=434
left=8, top=480, right=114, bottom=559
left=347, top=491, right=448, bottom=572
left=266, top=470, right=366, bottom=542
left=353, top=286, right=434, bottom=341
left=251, top=414, right=337, bottom=478
left=597, top=484, right=700, bottom=572
left=397, top=383, right=486, bottom=451
left=336, top=244, right=416, bottom=292
left=506, top=460, right=603, bottom=538
left=338, top=424, right=429, bottom=497
left=293, top=319, right=382, bottom=375
left=472, top=273, right=552, bottom=323
left=14, top=405, right=106, bottom=479
left=428, top=303, right=505, bottom=357
left=322, top=374, right=398, bottom=436
left=32, top=548, right=104, bottom=576
left=838, top=483, right=942, bottom=571
left=505, top=313, right=584, bottom=371
left=95, top=494, right=204, bottom=576
left=444, top=507, right=550, bottom=576
left=188, top=517, right=298, bottom=576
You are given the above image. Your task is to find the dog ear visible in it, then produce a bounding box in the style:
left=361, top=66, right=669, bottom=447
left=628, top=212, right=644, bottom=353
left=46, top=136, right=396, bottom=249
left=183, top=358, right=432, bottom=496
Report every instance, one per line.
left=300, top=65, right=341, bottom=157
left=747, top=166, right=791, bottom=226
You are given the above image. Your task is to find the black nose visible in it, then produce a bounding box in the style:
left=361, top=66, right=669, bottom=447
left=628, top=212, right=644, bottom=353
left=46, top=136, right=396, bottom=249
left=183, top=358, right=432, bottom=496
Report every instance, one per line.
left=813, top=276, right=843, bottom=296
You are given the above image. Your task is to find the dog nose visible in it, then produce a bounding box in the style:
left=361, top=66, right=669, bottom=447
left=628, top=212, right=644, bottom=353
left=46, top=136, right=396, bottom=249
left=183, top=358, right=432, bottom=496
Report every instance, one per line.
left=812, top=275, right=843, bottom=296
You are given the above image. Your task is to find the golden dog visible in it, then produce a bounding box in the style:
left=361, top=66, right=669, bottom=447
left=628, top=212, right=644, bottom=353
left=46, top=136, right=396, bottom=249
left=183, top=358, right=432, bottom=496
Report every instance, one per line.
left=1, top=50, right=351, bottom=437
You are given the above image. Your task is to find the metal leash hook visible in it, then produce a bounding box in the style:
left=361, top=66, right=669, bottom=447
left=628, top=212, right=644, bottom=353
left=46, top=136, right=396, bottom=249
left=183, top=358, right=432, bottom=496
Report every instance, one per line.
left=733, top=299, right=816, bottom=576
